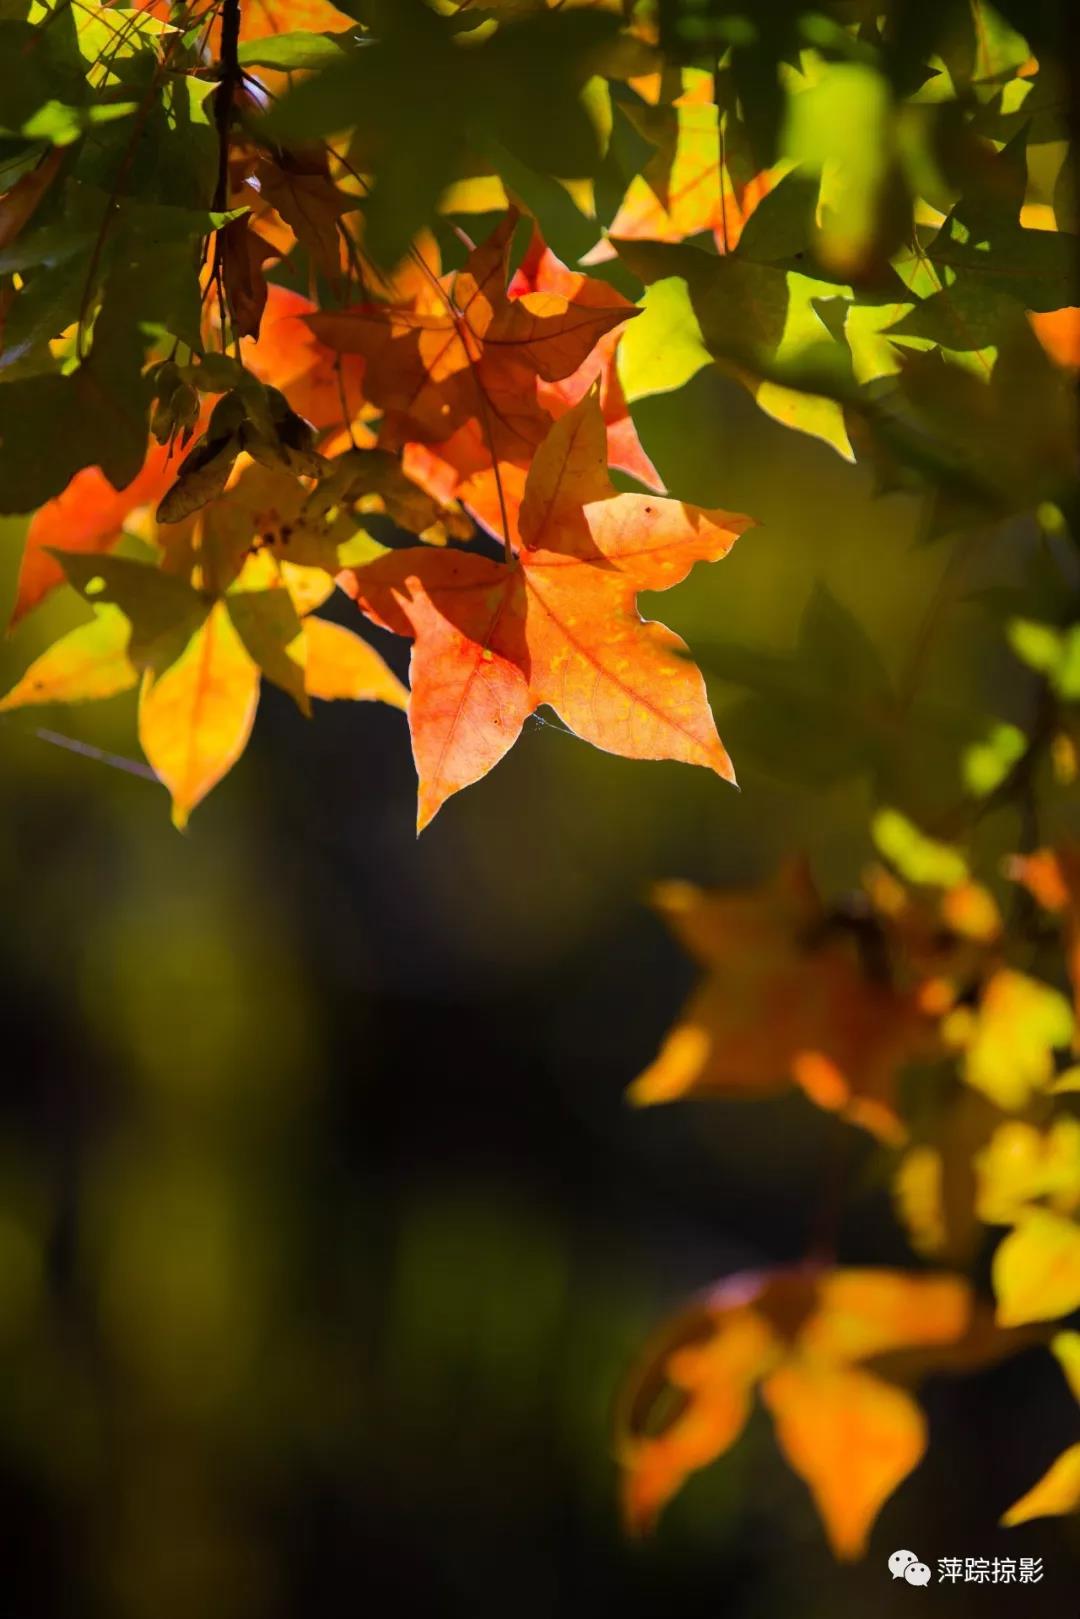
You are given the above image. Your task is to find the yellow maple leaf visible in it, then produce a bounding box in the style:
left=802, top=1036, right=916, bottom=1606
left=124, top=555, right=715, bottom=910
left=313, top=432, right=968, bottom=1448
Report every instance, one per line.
left=993, top=1208, right=1080, bottom=1327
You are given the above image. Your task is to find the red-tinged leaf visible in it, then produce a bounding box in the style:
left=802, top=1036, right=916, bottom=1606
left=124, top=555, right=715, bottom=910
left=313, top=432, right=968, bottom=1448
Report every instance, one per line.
left=343, top=394, right=750, bottom=829
left=12, top=441, right=186, bottom=627
left=219, top=217, right=280, bottom=340
left=0, top=607, right=137, bottom=710
left=0, top=149, right=63, bottom=251
left=508, top=232, right=661, bottom=488
left=398, top=234, right=659, bottom=542
left=138, top=601, right=260, bottom=829
left=401, top=422, right=531, bottom=547
left=303, top=617, right=407, bottom=708
left=306, top=211, right=636, bottom=467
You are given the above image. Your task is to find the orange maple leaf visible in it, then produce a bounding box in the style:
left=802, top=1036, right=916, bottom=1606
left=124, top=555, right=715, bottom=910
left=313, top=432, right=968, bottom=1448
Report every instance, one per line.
left=1029, top=307, right=1080, bottom=369
left=139, top=0, right=354, bottom=44
left=243, top=283, right=369, bottom=439
left=589, top=75, right=774, bottom=260
left=631, top=859, right=934, bottom=1142
left=508, top=231, right=661, bottom=489
left=306, top=211, right=637, bottom=477
left=238, top=0, right=354, bottom=39
left=11, top=440, right=187, bottom=626
left=342, top=394, right=751, bottom=829
left=618, top=1266, right=973, bottom=1558
left=401, top=228, right=661, bottom=541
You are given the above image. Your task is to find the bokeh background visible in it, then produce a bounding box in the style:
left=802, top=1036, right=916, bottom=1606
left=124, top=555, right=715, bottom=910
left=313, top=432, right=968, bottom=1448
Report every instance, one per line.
left=0, top=368, right=1076, bottom=1617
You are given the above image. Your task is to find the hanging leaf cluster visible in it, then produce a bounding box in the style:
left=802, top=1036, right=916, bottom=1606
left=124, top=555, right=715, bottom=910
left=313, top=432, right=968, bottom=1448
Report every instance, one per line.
left=623, top=811, right=1080, bottom=1549
left=2, top=0, right=1074, bottom=828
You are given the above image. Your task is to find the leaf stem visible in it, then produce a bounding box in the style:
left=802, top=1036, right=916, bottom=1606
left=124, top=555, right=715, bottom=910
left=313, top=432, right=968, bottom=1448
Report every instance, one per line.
left=213, top=0, right=243, bottom=213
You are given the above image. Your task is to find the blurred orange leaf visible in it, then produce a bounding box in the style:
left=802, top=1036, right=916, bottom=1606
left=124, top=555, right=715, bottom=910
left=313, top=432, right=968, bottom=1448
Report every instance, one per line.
left=762, top=1361, right=926, bottom=1560
left=1009, top=846, right=1080, bottom=1049
left=631, top=860, right=931, bottom=1142
left=618, top=1266, right=971, bottom=1558
left=241, top=0, right=355, bottom=39
left=1029, top=308, right=1080, bottom=369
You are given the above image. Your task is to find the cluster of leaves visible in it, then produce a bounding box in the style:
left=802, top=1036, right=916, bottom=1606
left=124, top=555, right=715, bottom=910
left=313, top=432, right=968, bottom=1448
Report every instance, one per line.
left=4, top=0, right=1075, bottom=830
left=621, top=818, right=1080, bottom=1551
left=2, top=0, right=1080, bottom=1561
left=0, top=0, right=756, bottom=828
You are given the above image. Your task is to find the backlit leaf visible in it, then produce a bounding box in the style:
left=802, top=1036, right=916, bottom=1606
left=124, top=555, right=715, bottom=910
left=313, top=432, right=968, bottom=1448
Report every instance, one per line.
left=762, top=1362, right=926, bottom=1561
left=993, top=1208, right=1080, bottom=1326
left=302, top=617, right=407, bottom=707
left=138, top=602, right=260, bottom=829
left=974, top=1120, right=1080, bottom=1225
left=946, top=969, right=1074, bottom=1111
left=11, top=439, right=187, bottom=626
left=0, top=606, right=137, bottom=710
left=618, top=1266, right=971, bottom=1557
left=343, top=393, right=749, bottom=829
left=51, top=552, right=209, bottom=676
left=307, top=210, right=635, bottom=477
